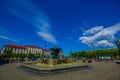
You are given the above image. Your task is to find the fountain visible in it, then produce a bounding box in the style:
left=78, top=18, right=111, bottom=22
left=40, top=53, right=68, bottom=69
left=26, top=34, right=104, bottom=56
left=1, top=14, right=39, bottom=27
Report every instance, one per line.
left=21, top=47, right=88, bottom=73
left=48, top=47, right=61, bottom=67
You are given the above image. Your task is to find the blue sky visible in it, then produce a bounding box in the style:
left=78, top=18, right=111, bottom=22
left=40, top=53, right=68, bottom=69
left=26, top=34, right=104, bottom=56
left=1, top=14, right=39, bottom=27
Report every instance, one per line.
left=0, top=0, right=120, bottom=55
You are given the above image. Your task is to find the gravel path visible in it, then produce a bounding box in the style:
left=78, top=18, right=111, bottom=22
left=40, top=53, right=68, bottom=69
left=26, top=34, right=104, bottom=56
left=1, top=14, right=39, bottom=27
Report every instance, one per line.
left=0, top=61, right=120, bottom=80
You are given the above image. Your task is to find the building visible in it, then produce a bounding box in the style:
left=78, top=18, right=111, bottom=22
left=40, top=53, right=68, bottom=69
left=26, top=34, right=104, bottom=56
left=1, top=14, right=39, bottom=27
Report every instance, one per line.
left=26, top=45, right=43, bottom=55
left=1, top=44, right=27, bottom=54
left=43, top=49, right=51, bottom=56
left=1, top=44, right=50, bottom=56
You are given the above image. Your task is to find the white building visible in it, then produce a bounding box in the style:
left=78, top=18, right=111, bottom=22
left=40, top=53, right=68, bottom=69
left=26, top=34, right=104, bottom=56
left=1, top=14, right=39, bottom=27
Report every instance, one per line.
left=1, top=44, right=27, bottom=54
left=26, top=45, right=43, bottom=56
left=1, top=44, right=50, bottom=56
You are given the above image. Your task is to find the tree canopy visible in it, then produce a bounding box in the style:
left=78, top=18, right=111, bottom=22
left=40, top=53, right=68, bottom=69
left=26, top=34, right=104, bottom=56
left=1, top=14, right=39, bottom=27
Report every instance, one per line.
left=69, top=48, right=118, bottom=58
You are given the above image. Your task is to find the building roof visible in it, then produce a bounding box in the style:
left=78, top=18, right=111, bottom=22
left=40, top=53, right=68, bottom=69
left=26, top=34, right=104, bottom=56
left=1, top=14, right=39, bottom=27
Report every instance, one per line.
left=4, top=44, right=50, bottom=52
left=5, top=44, right=26, bottom=49
left=26, top=45, right=41, bottom=48
left=42, top=49, right=51, bottom=52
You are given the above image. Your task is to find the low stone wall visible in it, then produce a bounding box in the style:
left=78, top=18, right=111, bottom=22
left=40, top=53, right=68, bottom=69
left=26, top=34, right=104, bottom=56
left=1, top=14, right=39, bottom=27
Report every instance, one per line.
left=21, top=64, right=88, bottom=73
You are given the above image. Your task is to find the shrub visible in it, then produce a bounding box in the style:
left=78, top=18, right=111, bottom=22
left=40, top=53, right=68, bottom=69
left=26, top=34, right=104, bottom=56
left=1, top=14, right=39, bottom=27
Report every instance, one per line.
left=36, top=59, right=42, bottom=63
left=83, top=60, right=86, bottom=63
left=88, top=59, right=92, bottom=63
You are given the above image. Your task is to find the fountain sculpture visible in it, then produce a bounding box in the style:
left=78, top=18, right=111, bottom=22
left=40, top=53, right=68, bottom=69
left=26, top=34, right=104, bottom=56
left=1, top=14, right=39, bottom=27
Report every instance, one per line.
left=21, top=47, right=88, bottom=73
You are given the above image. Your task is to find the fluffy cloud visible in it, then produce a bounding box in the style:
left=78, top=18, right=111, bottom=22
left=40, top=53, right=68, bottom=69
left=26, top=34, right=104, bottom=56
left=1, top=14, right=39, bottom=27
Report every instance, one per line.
left=79, top=23, right=120, bottom=48
left=83, top=26, right=103, bottom=35
left=96, top=40, right=114, bottom=47
left=4, top=0, right=57, bottom=44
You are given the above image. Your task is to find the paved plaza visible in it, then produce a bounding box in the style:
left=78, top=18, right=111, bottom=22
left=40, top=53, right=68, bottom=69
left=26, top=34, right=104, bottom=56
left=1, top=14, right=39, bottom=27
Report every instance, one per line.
left=0, top=61, right=120, bottom=80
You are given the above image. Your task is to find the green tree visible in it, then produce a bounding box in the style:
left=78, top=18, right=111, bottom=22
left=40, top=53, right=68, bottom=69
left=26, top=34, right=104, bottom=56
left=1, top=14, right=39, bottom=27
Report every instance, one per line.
left=69, top=48, right=119, bottom=58
left=6, top=49, right=13, bottom=58
left=116, top=39, right=120, bottom=58
left=69, top=52, right=75, bottom=58
left=27, top=53, right=34, bottom=59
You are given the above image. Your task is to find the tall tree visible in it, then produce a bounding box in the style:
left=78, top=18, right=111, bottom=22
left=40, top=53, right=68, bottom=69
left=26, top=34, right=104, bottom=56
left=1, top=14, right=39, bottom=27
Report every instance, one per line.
left=116, top=39, right=120, bottom=58
left=6, top=49, right=13, bottom=58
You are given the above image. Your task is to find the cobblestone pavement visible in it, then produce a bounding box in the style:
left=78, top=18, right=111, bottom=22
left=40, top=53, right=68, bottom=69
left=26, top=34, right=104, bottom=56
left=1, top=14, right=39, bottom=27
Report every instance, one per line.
left=0, top=61, right=120, bottom=80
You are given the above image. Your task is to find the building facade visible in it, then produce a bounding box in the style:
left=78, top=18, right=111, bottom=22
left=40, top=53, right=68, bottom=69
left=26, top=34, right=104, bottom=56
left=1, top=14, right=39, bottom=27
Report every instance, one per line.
left=1, top=44, right=50, bottom=56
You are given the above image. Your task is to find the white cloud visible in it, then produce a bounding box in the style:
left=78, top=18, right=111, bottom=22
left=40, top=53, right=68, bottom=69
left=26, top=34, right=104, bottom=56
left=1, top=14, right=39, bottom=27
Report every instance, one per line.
left=79, top=23, right=120, bottom=48
left=83, top=26, right=103, bottom=35
left=37, top=32, right=57, bottom=43
left=96, top=40, right=114, bottom=47
left=4, top=0, right=57, bottom=43
left=0, top=35, right=18, bottom=42
left=0, top=26, right=18, bottom=42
